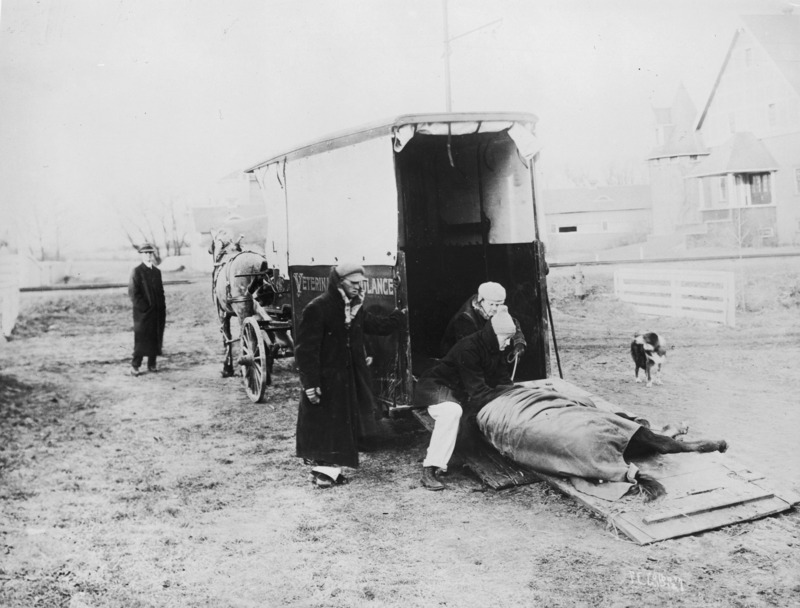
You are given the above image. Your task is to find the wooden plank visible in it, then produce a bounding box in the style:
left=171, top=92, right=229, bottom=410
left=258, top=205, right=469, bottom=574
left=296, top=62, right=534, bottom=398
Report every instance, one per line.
left=675, top=286, right=726, bottom=298
left=676, top=298, right=728, bottom=312
left=618, top=284, right=672, bottom=294
left=613, top=496, right=792, bottom=544
left=642, top=489, right=775, bottom=524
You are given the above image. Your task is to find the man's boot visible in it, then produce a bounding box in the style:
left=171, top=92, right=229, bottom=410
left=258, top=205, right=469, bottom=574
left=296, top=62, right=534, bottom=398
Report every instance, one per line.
left=421, top=466, right=444, bottom=491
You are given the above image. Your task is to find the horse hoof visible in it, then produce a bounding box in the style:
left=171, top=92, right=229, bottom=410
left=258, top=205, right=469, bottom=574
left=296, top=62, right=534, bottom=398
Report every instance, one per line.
left=221, top=369, right=234, bottom=378
left=718, top=440, right=728, bottom=453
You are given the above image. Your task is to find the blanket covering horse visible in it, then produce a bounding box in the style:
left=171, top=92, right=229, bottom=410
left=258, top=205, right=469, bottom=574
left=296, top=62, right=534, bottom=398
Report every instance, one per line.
left=476, top=387, right=641, bottom=493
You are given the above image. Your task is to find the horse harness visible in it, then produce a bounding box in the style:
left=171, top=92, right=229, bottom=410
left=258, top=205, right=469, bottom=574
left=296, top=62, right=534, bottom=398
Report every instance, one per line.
left=212, top=248, right=252, bottom=308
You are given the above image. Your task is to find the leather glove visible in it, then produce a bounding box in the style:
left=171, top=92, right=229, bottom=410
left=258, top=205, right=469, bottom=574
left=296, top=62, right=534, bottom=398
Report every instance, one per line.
left=507, top=342, right=526, bottom=363
left=305, top=387, right=322, bottom=405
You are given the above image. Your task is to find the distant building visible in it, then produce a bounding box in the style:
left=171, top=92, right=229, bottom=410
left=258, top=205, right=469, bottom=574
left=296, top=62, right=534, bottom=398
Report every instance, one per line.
left=189, top=170, right=268, bottom=271
left=647, top=85, right=708, bottom=237
left=540, top=185, right=652, bottom=254
left=213, top=170, right=263, bottom=208
left=651, top=13, right=800, bottom=248
left=189, top=204, right=266, bottom=272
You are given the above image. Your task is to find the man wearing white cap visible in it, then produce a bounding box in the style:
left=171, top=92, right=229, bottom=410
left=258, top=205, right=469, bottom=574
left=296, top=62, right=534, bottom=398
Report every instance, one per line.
left=414, top=305, right=518, bottom=490
left=295, top=260, right=405, bottom=487
left=439, top=281, right=526, bottom=359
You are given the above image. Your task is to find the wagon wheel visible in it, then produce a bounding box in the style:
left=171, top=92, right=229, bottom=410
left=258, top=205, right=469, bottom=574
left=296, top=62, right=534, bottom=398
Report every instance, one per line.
left=240, top=317, right=269, bottom=403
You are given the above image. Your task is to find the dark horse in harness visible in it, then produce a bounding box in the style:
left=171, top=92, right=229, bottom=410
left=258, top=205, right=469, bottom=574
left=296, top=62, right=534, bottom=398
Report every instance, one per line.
left=210, top=233, right=272, bottom=378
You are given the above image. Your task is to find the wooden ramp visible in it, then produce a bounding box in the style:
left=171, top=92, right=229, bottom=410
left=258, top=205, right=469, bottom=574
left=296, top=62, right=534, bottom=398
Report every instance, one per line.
left=412, top=411, right=542, bottom=491
left=414, top=377, right=799, bottom=543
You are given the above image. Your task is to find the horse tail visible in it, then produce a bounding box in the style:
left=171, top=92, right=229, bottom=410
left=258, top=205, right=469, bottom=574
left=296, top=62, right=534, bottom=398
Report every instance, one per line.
left=634, top=474, right=666, bottom=502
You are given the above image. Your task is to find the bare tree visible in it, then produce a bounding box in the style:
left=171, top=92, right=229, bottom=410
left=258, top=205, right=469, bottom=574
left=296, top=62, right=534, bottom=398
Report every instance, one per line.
left=727, top=208, right=757, bottom=250
left=115, top=195, right=189, bottom=261
left=563, top=163, right=596, bottom=188
left=21, top=201, right=66, bottom=261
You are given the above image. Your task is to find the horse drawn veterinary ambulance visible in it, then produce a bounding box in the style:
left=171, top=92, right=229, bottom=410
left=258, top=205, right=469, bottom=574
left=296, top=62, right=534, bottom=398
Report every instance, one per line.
left=245, top=112, right=550, bottom=411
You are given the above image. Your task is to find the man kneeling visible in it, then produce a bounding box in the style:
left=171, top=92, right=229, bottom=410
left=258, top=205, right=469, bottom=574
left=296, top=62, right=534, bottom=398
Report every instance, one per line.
left=413, top=306, right=518, bottom=490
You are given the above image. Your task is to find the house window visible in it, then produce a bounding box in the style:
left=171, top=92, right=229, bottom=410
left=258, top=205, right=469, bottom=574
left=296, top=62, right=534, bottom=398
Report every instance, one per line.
left=768, top=103, right=777, bottom=127
left=736, top=173, right=772, bottom=206
left=718, top=176, right=727, bottom=201
left=558, top=226, right=578, bottom=233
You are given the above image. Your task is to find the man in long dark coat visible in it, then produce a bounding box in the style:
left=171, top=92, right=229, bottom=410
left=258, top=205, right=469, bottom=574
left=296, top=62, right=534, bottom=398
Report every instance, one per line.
left=294, top=260, right=404, bottom=486
left=128, top=243, right=166, bottom=376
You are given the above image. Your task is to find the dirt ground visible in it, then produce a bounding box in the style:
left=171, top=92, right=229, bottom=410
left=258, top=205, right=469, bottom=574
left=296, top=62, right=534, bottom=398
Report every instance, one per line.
left=1, top=259, right=799, bottom=608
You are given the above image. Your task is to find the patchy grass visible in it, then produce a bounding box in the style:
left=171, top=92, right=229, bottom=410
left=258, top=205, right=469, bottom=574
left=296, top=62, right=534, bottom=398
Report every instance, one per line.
left=1, top=276, right=799, bottom=608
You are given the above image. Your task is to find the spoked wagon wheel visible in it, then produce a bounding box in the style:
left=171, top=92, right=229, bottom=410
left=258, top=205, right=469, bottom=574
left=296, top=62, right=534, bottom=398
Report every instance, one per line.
left=240, top=317, right=269, bottom=403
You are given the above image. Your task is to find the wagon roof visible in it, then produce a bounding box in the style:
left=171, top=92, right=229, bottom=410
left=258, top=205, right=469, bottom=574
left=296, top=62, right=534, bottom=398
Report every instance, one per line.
left=244, top=112, right=538, bottom=173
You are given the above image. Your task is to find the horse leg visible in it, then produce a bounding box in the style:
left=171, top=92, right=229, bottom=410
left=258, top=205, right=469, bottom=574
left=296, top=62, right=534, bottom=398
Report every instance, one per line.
left=221, top=314, right=235, bottom=378
left=624, top=426, right=726, bottom=502
left=624, top=426, right=727, bottom=460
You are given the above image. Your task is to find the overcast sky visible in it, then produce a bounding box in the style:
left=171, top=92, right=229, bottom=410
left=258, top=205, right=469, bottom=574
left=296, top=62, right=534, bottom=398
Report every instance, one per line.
left=0, top=0, right=788, bottom=254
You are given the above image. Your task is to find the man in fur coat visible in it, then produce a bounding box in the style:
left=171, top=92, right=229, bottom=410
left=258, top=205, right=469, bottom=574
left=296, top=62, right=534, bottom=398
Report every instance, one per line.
left=294, top=260, right=404, bottom=487
left=128, top=243, right=166, bottom=376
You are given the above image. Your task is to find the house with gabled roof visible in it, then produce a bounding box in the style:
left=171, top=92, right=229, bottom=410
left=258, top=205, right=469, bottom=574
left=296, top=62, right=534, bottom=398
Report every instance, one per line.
left=680, top=12, right=800, bottom=247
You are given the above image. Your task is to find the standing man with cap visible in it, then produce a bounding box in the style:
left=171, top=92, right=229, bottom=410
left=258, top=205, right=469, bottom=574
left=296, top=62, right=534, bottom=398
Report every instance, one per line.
left=440, top=281, right=526, bottom=358
left=414, top=306, right=518, bottom=490
left=294, top=260, right=405, bottom=488
left=128, top=243, right=166, bottom=376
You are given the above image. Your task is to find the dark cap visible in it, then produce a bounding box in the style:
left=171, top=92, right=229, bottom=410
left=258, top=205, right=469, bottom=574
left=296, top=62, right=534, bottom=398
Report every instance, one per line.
left=138, top=243, right=156, bottom=253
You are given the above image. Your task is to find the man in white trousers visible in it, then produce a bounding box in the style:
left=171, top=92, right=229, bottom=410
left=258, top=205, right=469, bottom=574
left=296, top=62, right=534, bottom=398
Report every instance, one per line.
left=413, top=306, right=518, bottom=490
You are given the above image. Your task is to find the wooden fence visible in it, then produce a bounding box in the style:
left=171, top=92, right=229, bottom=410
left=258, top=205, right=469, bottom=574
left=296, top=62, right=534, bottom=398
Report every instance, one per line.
left=613, top=268, right=736, bottom=327
left=0, top=253, right=20, bottom=339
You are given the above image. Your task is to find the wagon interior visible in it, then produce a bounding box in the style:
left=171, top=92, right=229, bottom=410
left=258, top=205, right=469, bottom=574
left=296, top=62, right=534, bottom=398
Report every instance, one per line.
left=393, top=129, right=550, bottom=389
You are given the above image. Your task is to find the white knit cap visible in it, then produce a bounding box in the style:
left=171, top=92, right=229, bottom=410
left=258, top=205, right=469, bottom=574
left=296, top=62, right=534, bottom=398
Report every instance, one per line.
left=490, top=305, right=516, bottom=335
left=335, top=260, right=366, bottom=282
left=478, top=282, right=506, bottom=301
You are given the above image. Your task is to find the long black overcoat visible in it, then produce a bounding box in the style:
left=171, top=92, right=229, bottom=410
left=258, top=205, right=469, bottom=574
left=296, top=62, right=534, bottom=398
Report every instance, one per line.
left=128, top=263, right=166, bottom=358
left=294, top=272, right=402, bottom=468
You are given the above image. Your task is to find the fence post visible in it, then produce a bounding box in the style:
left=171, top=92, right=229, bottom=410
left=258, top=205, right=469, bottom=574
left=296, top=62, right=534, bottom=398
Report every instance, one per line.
left=726, top=273, right=736, bottom=327
left=671, top=274, right=680, bottom=317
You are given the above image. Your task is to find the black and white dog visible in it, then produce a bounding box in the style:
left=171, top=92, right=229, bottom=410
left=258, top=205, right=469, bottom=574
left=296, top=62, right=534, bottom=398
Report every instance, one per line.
left=631, top=332, right=666, bottom=387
